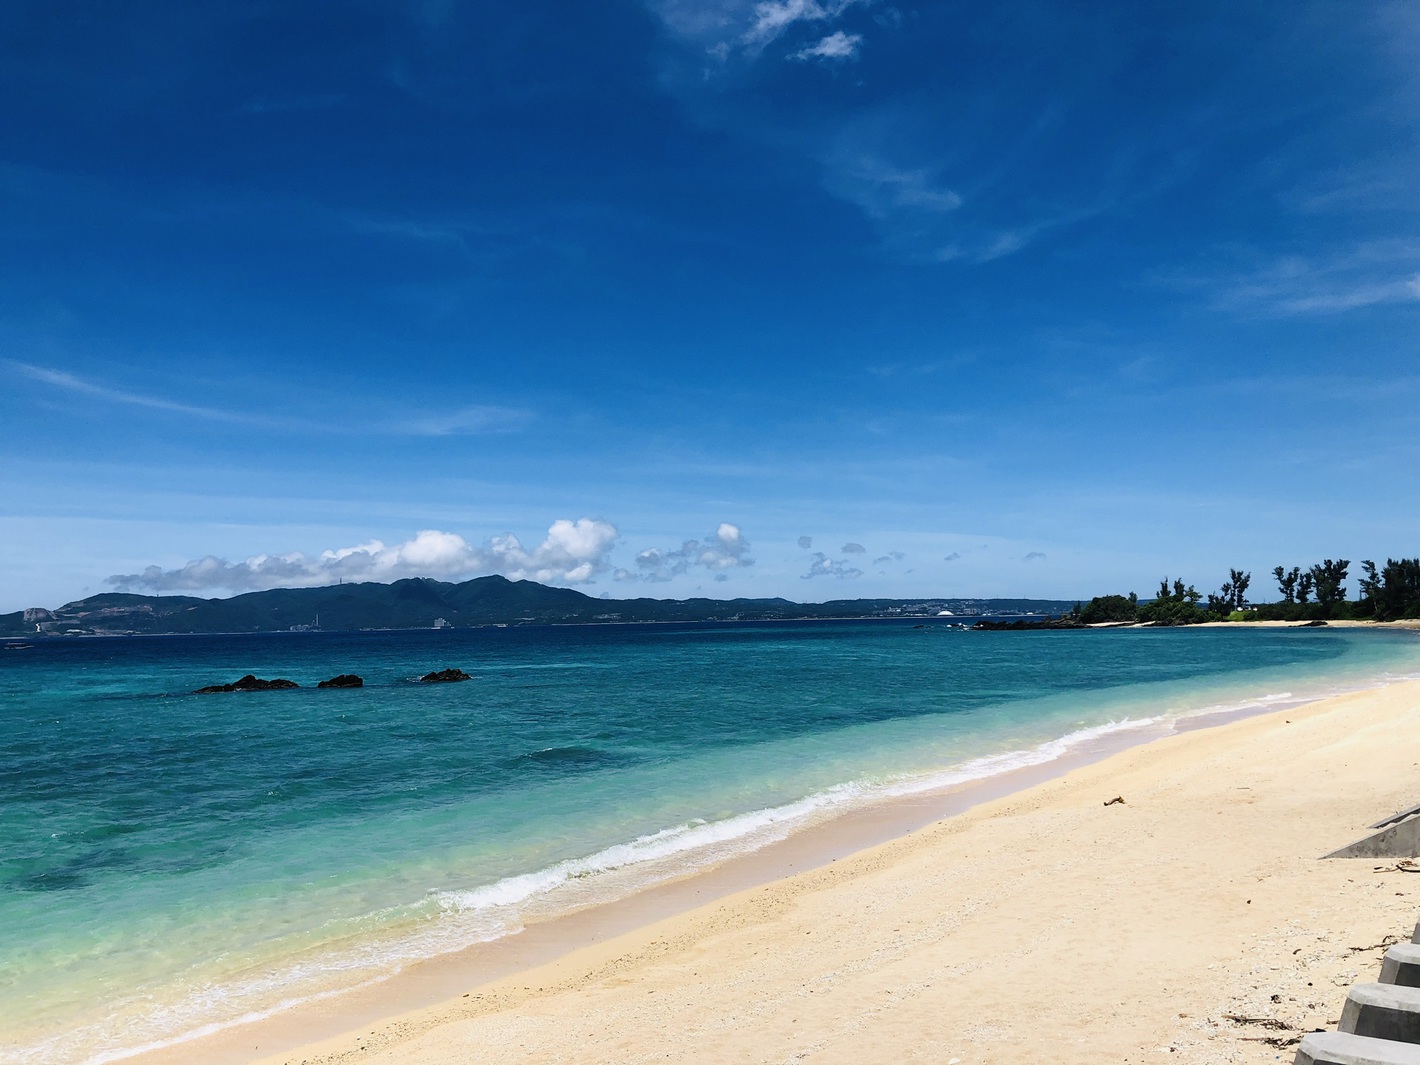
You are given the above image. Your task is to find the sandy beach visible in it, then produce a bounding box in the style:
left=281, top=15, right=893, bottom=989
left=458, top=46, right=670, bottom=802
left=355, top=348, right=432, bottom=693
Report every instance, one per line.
left=133, top=675, right=1420, bottom=1065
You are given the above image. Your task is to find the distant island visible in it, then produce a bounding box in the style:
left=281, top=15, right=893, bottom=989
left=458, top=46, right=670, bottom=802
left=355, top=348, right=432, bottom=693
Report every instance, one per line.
left=1, top=576, right=1077, bottom=637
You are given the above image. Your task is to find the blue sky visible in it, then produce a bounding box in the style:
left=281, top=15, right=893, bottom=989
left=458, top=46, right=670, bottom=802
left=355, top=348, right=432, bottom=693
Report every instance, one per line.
left=3, top=0, right=1418, bottom=611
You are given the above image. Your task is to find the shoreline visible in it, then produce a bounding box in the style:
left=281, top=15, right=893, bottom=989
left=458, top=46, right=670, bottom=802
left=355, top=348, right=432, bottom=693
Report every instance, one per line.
left=119, top=668, right=1420, bottom=1065
left=9, top=617, right=1419, bottom=643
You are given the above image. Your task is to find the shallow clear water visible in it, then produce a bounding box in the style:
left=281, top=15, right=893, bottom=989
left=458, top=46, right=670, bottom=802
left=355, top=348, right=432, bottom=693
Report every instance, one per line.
left=2, top=621, right=1418, bottom=1063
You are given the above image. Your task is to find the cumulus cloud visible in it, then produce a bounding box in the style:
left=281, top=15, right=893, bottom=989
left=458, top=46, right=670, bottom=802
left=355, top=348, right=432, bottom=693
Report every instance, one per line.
left=1023, top=551, right=1047, bottom=562
left=841, top=542, right=866, bottom=554
left=872, top=551, right=906, bottom=564
left=108, top=519, right=620, bottom=593
left=634, top=523, right=754, bottom=582
left=790, top=29, right=861, bottom=60
left=944, top=552, right=962, bottom=561
left=797, top=535, right=814, bottom=549
left=802, top=552, right=862, bottom=579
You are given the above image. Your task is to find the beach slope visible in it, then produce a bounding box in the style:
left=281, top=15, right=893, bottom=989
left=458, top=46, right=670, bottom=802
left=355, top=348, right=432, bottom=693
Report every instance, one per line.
left=198, top=679, right=1420, bottom=1065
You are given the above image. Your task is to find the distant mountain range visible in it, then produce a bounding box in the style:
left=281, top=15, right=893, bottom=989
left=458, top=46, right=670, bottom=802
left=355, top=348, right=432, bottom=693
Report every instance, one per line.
left=1, top=577, right=1077, bottom=637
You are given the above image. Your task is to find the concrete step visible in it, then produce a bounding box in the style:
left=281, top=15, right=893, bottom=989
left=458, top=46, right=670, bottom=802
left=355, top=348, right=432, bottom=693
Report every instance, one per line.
left=1296, top=1031, right=1420, bottom=1064
left=1341, top=984, right=1420, bottom=1044
left=1383, top=945, right=1420, bottom=988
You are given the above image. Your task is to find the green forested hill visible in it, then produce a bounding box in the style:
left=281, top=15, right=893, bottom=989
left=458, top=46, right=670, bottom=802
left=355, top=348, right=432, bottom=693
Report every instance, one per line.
left=1, top=576, right=1074, bottom=636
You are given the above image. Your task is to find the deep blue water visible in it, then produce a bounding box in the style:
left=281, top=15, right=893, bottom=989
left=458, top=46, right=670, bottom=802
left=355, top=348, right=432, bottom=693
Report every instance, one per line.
left=2, top=621, right=1417, bottom=1063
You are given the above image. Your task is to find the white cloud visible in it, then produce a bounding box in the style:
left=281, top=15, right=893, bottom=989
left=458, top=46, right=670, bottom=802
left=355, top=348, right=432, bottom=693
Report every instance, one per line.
left=872, top=551, right=905, bottom=564
left=797, top=535, right=814, bottom=549
left=108, top=519, right=620, bottom=592
left=802, top=552, right=862, bottom=579
left=634, top=522, right=755, bottom=581
left=841, top=541, right=866, bottom=553
left=790, top=30, right=861, bottom=60
left=944, top=551, right=962, bottom=561
left=1023, top=551, right=1047, bottom=562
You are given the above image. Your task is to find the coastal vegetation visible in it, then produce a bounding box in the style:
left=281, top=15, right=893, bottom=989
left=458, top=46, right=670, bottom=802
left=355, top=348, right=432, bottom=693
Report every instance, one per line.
left=1076, top=556, right=1420, bottom=625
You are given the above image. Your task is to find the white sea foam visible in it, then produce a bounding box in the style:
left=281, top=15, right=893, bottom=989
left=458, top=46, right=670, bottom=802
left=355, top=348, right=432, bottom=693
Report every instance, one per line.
left=433, top=786, right=867, bottom=917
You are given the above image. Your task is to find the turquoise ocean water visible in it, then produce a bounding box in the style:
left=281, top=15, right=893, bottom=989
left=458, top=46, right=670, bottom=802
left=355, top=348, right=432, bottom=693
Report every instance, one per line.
left=3, top=621, right=1419, bottom=1064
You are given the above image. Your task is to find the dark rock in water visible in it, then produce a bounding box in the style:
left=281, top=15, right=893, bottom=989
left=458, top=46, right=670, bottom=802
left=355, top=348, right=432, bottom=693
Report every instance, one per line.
left=419, top=667, right=471, bottom=683
left=1302, top=619, right=1329, bottom=627
left=194, top=673, right=300, bottom=694
left=317, top=674, right=364, bottom=688
left=973, top=617, right=1084, bottom=631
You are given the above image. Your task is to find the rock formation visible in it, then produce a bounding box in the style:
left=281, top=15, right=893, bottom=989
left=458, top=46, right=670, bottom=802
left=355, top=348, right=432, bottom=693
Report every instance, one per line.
left=194, top=674, right=300, bottom=694
left=317, top=674, right=363, bottom=688
left=419, top=668, right=471, bottom=683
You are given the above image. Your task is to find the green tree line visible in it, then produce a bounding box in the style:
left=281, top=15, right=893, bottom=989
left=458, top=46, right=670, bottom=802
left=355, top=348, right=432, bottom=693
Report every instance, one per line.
left=1071, top=556, right=1420, bottom=626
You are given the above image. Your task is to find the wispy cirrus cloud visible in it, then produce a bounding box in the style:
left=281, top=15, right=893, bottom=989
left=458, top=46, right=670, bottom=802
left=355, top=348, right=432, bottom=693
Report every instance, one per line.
left=648, top=0, right=1098, bottom=265
left=821, top=152, right=962, bottom=220
left=395, top=405, right=533, bottom=436
left=109, top=519, right=621, bottom=592
left=1172, top=240, right=1420, bottom=317
left=7, top=360, right=257, bottom=424
left=7, top=360, right=531, bottom=437
left=815, top=123, right=1125, bottom=264
left=812, top=128, right=1106, bottom=263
